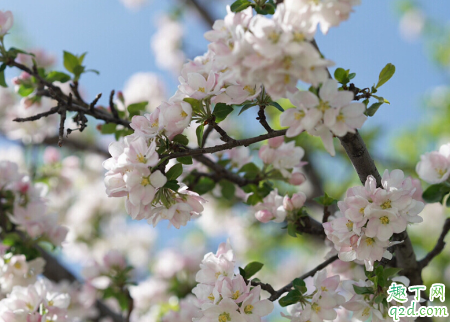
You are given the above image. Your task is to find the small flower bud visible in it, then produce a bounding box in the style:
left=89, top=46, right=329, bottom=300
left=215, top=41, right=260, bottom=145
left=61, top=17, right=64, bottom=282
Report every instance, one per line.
left=268, top=136, right=284, bottom=148
left=255, top=209, right=273, bottom=223
left=283, top=196, right=294, bottom=211
left=291, top=192, right=306, bottom=209
left=289, top=172, right=306, bottom=185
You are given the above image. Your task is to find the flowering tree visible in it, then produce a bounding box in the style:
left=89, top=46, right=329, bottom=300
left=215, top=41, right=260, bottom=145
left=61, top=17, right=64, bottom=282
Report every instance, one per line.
left=0, top=1, right=449, bottom=322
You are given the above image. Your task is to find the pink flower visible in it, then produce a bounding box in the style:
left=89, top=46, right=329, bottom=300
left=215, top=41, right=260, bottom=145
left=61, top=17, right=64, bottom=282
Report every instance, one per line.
left=0, top=11, right=13, bottom=36
left=159, top=100, right=192, bottom=140
left=239, top=286, right=274, bottom=322
left=365, top=210, right=408, bottom=241
left=289, top=172, right=306, bottom=185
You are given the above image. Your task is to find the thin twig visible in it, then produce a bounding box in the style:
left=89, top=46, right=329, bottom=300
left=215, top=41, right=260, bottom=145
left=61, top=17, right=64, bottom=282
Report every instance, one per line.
left=13, top=106, right=60, bottom=122
left=58, top=95, right=69, bottom=147
left=419, top=218, right=450, bottom=269
left=90, top=93, right=102, bottom=112
left=109, top=90, right=119, bottom=119
left=257, top=105, right=274, bottom=133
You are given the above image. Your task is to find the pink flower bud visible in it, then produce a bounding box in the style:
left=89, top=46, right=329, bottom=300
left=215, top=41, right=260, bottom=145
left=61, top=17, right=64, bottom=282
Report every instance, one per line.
left=117, top=91, right=124, bottom=103
left=12, top=77, right=20, bottom=85
left=20, top=72, right=31, bottom=80
left=268, top=136, right=284, bottom=148
left=43, top=147, right=61, bottom=164
left=104, top=250, right=127, bottom=270
left=283, top=196, right=294, bottom=211
left=291, top=192, right=306, bottom=209
left=289, top=172, right=306, bottom=185
left=255, top=209, right=273, bottom=223
left=0, top=11, right=14, bottom=36
left=259, top=145, right=275, bottom=164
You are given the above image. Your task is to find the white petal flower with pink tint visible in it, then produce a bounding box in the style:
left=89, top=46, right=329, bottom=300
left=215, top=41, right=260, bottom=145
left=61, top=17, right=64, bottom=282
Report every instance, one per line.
left=199, top=298, right=246, bottom=322
left=216, top=275, right=250, bottom=304
left=365, top=210, right=408, bottom=241
left=195, top=252, right=235, bottom=286
left=272, top=141, right=305, bottom=178
left=123, top=136, right=159, bottom=169
left=324, top=103, right=367, bottom=137
left=159, top=100, right=193, bottom=140
left=239, top=286, right=274, bottom=322
left=130, top=108, right=161, bottom=139
left=416, top=151, right=450, bottom=184
left=179, top=71, right=218, bottom=100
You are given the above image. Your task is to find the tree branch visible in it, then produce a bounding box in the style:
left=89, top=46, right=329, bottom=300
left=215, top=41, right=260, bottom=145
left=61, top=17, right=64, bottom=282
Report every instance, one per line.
left=250, top=255, right=339, bottom=301
left=419, top=217, right=450, bottom=269
left=257, top=105, right=274, bottom=133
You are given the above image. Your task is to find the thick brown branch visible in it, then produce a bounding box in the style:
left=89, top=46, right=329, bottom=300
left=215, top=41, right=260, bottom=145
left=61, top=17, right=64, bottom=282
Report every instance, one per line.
left=419, top=218, right=450, bottom=269
left=211, top=121, right=236, bottom=143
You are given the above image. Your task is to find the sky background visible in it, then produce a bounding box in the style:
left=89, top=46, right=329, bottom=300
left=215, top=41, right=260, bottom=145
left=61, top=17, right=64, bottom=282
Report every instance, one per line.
left=1, top=0, right=450, bottom=261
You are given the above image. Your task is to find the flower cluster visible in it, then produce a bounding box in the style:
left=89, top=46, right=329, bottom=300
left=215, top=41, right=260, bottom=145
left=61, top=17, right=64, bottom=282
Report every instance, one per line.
left=324, top=170, right=424, bottom=271
left=280, top=79, right=367, bottom=156
left=204, top=1, right=361, bottom=101
left=103, top=134, right=205, bottom=228
left=416, top=142, right=450, bottom=184
left=342, top=278, right=417, bottom=322
left=254, top=190, right=306, bottom=224
left=283, top=269, right=345, bottom=322
left=0, top=279, right=71, bottom=321
left=0, top=161, right=68, bottom=247
left=258, top=137, right=306, bottom=178
left=0, top=254, right=45, bottom=296
left=192, top=242, right=274, bottom=322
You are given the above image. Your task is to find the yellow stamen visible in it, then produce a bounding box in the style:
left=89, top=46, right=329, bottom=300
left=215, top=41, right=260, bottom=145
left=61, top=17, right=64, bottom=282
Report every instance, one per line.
left=13, top=262, right=22, bottom=269
left=181, top=111, right=188, bottom=118
left=311, top=303, right=321, bottom=313
left=243, top=85, right=256, bottom=95
left=268, top=31, right=280, bottom=44
left=317, top=100, right=330, bottom=112
left=336, top=114, right=345, bottom=122
left=362, top=307, right=370, bottom=316
left=380, top=216, right=390, bottom=225
left=365, top=238, right=375, bottom=246
left=380, top=200, right=392, bottom=209
left=295, top=110, right=305, bottom=120
left=346, top=221, right=353, bottom=231
left=244, top=305, right=254, bottom=314
left=208, top=293, right=215, bottom=301
left=218, top=312, right=231, bottom=322
left=198, top=87, right=206, bottom=93
left=137, top=153, right=147, bottom=163
left=141, top=177, right=150, bottom=186
left=231, top=290, right=240, bottom=300
left=293, top=32, right=305, bottom=42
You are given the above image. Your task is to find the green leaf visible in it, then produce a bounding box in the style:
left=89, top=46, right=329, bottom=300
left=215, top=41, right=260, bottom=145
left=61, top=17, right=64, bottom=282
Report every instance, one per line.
left=165, top=163, right=183, bottom=181
left=46, top=71, right=71, bottom=83
left=63, top=51, right=79, bottom=73
left=85, top=69, right=100, bottom=75
left=17, top=85, right=34, bottom=97
left=376, top=63, right=395, bottom=88
left=78, top=52, right=87, bottom=65
left=246, top=193, right=263, bottom=206
left=279, top=290, right=302, bottom=307
left=72, top=65, right=85, bottom=78
left=313, top=192, right=337, bottom=206
left=374, top=294, right=385, bottom=304
left=219, top=180, right=236, bottom=200
left=172, top=134, right=189, bottom=146
left=348, top=72, right=356, bottom=80
left=194, top=177, right=216, bottom=195
left=230, top=0, right=252, bottom=12
left=269, top=101, right=284, bottom=112
left=184, top=98, right=203, bottom=114
left=0, top=70, right=7, bottom=88
left=177, top=156, right=193, bottom=165
left=238, top=162, right=260, bottom=180
left=244, top=262, right=264, bottom=278
left=353, top=285, right=374, bottom=295
left=164, top=180, right=180, bottom=191
left=422, top=183, right=450, bottom=203
left=293, top=278, right=307, bottom=293
left=127, top=102, right=148, bottom=117
left=287, top=222, right=297, bottom=237
left=383, top=267, right=403, bottom=279
left=213, top=103, right=233, bottom=123
left=239, top=103, right=256, bottom=115
left=366, top=102, right=383, bottom=117
left=239, top=267, right=246, bottom=279
left=196, top=124, right=204, bottom=147
left=101, top=123, right=117, bottom=134
left=334, top=68, right=347, bottom=83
